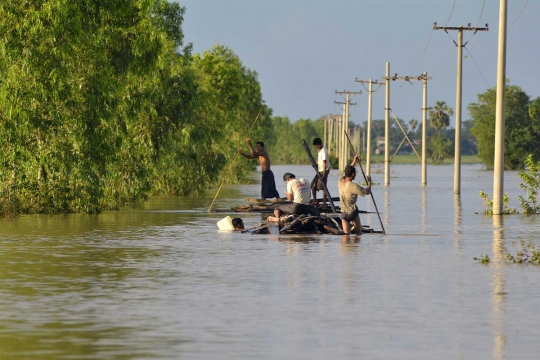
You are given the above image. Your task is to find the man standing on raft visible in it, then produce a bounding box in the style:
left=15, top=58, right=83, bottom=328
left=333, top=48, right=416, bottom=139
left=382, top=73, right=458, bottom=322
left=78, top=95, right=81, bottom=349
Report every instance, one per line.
left=338, top=155, right=372, bottom=235
left=310, top=137, right=330, bottom=206
left=238, top=138, right=280, bottom=200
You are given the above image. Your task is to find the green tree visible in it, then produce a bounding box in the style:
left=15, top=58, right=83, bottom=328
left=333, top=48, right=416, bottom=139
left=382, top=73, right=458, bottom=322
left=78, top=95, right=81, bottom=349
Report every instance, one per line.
left=0, top=1, right=267, bottom=215
left=265, top=116, right=324, bottom=165
left=461, top=120, right=478, bottom=155
left=469, top=84, right=538, bottom=169
left=427, top=136, right=452, bottom=164
left=429, top=101, right=454, bottom=135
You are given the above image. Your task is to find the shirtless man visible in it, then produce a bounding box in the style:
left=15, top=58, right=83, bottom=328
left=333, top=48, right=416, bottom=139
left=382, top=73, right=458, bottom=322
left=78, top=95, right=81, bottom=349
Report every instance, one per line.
left=238, top=138, right=280, bottom=200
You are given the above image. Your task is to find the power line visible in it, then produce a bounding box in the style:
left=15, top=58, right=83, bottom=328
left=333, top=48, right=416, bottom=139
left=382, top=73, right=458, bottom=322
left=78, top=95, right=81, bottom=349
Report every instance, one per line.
left=468, top=30, right=484, bottom=53
left=431, top=46, right=456, bottom=76
left=475, top=0, right=486, bottom=28
left=464, top=45, right=491, bottom=88
left=409, top=28, right=434, bottom=75
left=508, top=0, right=529, bottom=30
left=465, top=0, right=486, bottom=44
left=444, top=0, right=458, bottom=27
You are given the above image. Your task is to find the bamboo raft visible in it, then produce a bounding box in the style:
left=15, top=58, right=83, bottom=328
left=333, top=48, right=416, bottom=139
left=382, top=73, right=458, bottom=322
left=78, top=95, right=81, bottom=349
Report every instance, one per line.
left=242, top=214, right=382, bottom=235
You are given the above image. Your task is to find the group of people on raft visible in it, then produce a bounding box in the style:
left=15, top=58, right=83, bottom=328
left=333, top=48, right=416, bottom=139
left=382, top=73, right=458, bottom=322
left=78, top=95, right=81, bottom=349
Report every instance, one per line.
left=238, top=137, right=371, bottom=235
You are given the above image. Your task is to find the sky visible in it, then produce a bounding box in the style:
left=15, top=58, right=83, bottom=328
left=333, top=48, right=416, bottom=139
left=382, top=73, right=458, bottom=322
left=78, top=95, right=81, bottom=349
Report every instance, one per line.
left=178, top=0, right=538, bottom=127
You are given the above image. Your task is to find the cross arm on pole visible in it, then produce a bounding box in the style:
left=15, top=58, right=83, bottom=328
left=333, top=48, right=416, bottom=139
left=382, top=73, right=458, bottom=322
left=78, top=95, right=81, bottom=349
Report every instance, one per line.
left=433, top=22, right=489, bottom=32
left=382, top=74, right=432, bottom=82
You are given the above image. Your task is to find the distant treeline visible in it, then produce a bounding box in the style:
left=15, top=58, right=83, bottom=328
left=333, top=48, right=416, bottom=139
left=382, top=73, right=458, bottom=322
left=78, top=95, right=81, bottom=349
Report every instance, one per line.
left=262, top=116, right=477, bottom=167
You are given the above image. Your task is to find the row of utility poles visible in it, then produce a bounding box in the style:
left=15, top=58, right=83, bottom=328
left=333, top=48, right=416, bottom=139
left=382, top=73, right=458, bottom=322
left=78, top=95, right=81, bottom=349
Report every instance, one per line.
left=325, top=65, right=431, bottom=186
left=324, top=21, right=497, bottom=197
left=323, top=0, right=507, bottom=216
left=325, top=0, right=508, bottom=215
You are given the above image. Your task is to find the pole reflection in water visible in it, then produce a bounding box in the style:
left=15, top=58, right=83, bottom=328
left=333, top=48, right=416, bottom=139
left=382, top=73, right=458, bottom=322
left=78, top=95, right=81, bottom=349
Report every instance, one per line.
left=384, top=188, right=390, bottom=228
left=492, top=215, right=507, bottom=360
left=453, top=195, right=464, bottom=357
left=454, top=194, right=462, bottom=232
left=421, top=187, right=427, bottom=233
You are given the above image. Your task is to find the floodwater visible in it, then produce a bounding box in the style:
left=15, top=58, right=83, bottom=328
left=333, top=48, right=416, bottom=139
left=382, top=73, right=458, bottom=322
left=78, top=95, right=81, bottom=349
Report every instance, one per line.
left=1, top=164, right=539, bottom=359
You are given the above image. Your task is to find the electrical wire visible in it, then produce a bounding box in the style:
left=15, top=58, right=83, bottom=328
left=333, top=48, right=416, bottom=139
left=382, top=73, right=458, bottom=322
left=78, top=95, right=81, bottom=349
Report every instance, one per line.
left=409, top=28, right=434, bottom=75
left=433, top=67, right=456, bottom=84
left=465, top=0, right=487, bottom=44
left=444, top=0, right=458, bottom=27
left=431, top=46, right=456, bottom=76
left=468, top=30, right=484, bottom=53
left=475, top=0, right=486, bottom=28
left=464, top=45, right=491, bottom=88
left=508, top=0, right=529, bottom=30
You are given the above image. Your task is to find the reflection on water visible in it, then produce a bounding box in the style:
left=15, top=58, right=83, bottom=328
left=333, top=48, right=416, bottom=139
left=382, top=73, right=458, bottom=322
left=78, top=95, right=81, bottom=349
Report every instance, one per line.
left=492, top=216, right=507, bottom=360
left=0, top=164, right=539, bottom=359
left=421, top=187, right=427, bottom=233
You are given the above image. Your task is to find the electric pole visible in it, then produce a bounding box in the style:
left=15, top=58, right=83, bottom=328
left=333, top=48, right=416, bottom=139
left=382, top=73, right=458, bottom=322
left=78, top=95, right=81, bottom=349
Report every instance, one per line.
left=385, top=63, right=390, bottom=185
left=380, top=73, right=431, bottom=185
left=335, top=90, right=361, bottom=171
left=326, top=114, right=342, bottom=157
left=434, top=22, right=488, bottom=194
left=355, top=78, right=385, bottom=177
left=493, top=1, right=507, bottom=215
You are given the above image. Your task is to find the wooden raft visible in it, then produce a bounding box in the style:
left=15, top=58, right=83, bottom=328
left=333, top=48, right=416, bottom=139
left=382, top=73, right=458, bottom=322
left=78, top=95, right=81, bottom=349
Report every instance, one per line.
left=242, top=214, right=382, bottom=235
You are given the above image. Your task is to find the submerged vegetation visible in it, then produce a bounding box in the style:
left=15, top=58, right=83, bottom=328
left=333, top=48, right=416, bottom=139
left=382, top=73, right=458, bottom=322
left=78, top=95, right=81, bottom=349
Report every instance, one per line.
left=479, top=154, right=540, bottom=215
left=475, top=241, right=540, bottom=266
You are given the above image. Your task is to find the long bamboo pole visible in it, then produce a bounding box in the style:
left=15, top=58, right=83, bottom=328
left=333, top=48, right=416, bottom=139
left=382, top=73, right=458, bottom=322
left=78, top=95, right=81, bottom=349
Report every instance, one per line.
left=345, top=131, right=386, bottom=234
left=207, top=104, right=265, bottom=213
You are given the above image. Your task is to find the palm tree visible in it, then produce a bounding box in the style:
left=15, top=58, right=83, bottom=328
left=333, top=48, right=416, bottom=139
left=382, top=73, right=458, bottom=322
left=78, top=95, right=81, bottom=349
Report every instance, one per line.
left=428, top=101, right=454, bottom=135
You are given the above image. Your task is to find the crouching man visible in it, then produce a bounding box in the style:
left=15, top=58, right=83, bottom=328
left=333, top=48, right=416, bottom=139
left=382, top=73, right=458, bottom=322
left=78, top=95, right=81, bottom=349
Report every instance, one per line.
left=268, top=173, right=311, bottom=221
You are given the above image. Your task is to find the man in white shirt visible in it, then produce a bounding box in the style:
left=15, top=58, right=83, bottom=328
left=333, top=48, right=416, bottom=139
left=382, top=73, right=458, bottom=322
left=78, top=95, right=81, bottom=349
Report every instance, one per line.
left=311, top=138, right=330, bottom=206
left=268, top=172, right=311, bottom=221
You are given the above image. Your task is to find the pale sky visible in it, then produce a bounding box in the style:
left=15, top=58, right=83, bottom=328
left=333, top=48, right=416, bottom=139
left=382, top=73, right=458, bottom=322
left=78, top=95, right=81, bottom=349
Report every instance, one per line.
left=179, top=0, right=538, bottom=127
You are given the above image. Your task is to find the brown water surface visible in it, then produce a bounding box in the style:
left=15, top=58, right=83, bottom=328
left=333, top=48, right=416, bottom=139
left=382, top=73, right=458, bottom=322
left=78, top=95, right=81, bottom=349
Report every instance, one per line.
left=1, top=164, right=539, bottom=359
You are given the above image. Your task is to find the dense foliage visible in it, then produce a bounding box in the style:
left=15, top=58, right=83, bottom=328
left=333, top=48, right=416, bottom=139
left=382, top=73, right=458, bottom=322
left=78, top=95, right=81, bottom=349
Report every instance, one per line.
left=469, top=84, right=540, bottom=170
left=0, top=1, right=266, bottom=215
left=479, top=155, right=540, bottom=215
left=264, top=116, right=324, bottom=165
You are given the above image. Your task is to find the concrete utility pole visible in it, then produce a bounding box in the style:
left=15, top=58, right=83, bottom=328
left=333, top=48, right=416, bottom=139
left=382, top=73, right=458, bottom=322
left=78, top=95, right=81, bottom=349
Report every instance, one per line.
left=380, top=73, right=432, bottom=186
left=355, top=78, right=386, bottom=177
left=434, top=22, right=489, bottom=194
left=335, top=90, right=361, bottom=171
left=326, top=114, right=342, bottom=157
left=493, top=0, right=507, bottom=215
left=385, top=63, right=391, bottom=185
left=422, top=71, right=428, bottom=186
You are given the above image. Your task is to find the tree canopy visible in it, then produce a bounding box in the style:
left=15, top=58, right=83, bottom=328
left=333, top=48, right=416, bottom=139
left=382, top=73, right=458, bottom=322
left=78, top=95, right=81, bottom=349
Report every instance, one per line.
left=0, top=1, right=265, bottom=215
left=469, top=84, right=540, bottom=170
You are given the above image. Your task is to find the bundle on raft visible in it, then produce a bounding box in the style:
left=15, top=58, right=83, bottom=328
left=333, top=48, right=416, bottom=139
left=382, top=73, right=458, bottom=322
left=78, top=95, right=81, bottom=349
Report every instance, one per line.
left=243, top=214, right=382, bottom=235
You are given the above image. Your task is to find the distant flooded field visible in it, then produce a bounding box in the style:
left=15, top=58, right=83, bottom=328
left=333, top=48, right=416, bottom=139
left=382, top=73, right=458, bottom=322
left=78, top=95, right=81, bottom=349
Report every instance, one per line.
left=368, top=154, right=481, bottom=164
